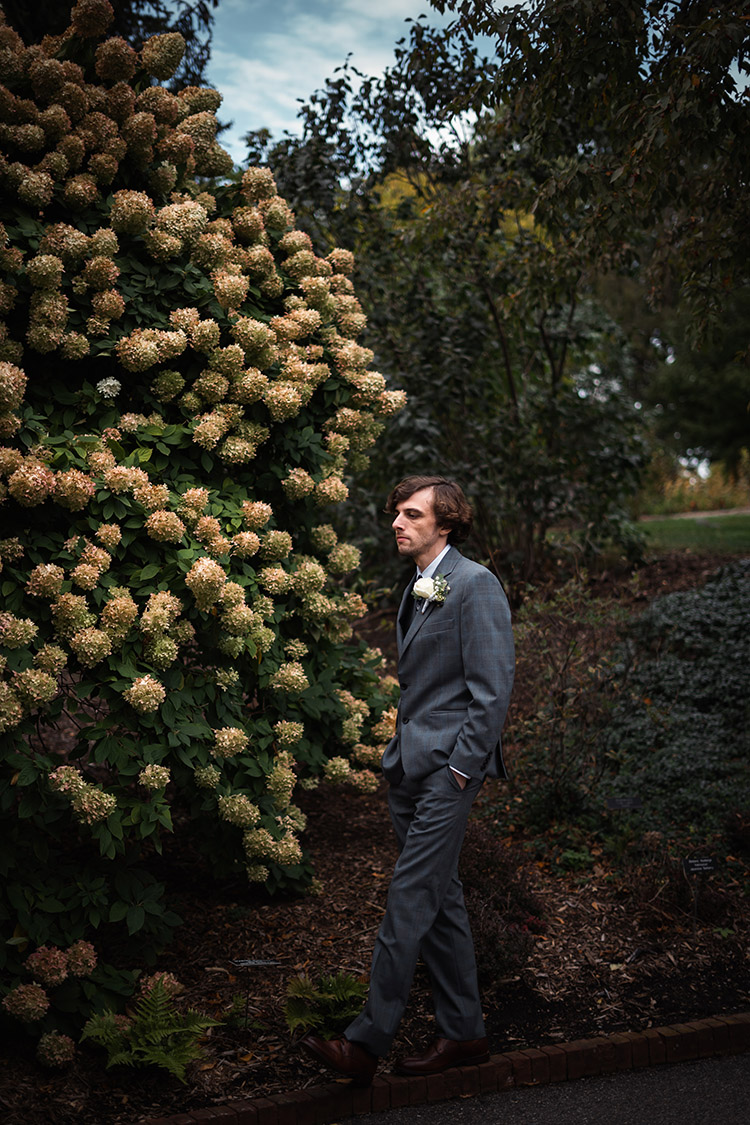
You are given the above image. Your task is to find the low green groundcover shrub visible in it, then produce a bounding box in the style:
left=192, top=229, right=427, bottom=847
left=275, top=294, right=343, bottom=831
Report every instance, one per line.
left=601, top=559, right=750, bottom=835
left=507, top=561, right=750, bottom=852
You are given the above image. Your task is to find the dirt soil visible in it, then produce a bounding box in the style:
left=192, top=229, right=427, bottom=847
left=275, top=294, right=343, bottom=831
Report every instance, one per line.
left=1, top=551, right=748, bottom=1125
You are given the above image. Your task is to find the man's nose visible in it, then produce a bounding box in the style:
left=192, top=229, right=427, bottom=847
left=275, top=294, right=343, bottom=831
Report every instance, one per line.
left=392, top=515, right=403, bottom=531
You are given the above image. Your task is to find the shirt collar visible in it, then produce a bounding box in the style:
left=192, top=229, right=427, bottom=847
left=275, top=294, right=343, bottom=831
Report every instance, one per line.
left=417, top=543, right=451, bottom=580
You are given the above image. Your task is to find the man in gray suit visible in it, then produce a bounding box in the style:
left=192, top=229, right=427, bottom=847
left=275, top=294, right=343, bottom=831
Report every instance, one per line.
left=301, top=475, right=515, bottom=1084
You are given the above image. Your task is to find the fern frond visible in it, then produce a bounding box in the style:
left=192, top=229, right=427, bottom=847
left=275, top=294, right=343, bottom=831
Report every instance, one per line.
left=285, top=975, right=321, bottom=1002
left=79, top=979, right=221, bottom=1082
left=105, top=1049, right=137, bottom=1070
left=284, top=972, right=367, bottom=1037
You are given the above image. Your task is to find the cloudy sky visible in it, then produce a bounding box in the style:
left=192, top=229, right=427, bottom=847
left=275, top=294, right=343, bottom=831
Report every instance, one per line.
left=205, top=0, right=453, bottom=164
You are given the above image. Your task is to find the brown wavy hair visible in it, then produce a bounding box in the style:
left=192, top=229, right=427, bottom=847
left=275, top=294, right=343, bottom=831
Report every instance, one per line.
left=385, top=475, right=473, bottom=544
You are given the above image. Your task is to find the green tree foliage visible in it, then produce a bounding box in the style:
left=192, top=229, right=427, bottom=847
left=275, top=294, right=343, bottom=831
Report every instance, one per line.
left=435, top=0, right=750, bottom=340
left=430, top=3, right=750, bottom=493
left=0, top=0, right=401, bottom=1044
left=593, top=271, right=750, bottom=480
left=258, top=24, right=648, bottom=580
left=646, top=289, right=750, bottom=473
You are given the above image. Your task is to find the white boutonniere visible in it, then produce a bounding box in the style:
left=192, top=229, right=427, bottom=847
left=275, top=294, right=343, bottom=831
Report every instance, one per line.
left=412, top=573, right=450, bottom=609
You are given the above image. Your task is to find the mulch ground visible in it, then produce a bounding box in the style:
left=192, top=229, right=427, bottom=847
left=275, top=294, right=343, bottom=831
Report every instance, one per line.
left=1, top=550, right=748, bottom=1124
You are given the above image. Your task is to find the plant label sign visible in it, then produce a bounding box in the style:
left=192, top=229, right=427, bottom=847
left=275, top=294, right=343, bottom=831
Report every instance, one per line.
left=606, top=796, right=643, bottom=811
left=682, top=856, right=719, bottom=877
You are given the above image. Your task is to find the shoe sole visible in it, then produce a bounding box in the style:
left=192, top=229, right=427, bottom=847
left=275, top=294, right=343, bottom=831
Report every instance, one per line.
left=300, top=1037, right=376, bottom=1085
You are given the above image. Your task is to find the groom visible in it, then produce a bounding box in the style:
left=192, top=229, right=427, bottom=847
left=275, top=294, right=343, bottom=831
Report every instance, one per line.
left=301, top=475, right=515, bottom=1083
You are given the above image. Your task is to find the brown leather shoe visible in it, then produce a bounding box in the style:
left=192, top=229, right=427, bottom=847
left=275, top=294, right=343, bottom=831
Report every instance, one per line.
left=393, top=1036, right=490, bottom=1075
left=299, top=1033, right=378, bottom=1085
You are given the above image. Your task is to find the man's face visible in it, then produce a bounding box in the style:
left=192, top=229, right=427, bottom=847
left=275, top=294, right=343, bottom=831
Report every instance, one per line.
left=391, top=487, right=450, bottom=568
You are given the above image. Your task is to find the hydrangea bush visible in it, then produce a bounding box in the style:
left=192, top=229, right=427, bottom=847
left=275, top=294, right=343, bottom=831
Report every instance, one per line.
left=0, top=0, right=402, bottom=1041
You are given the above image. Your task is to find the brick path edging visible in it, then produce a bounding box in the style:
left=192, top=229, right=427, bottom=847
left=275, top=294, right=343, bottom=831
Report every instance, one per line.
left=145, top=1011, right=750, bottom=1125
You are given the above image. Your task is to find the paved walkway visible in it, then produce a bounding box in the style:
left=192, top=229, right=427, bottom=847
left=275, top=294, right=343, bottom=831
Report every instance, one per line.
left=354, top=1054, right=750, bottom=1125
left=147, top=1015, right=750, bottom=1124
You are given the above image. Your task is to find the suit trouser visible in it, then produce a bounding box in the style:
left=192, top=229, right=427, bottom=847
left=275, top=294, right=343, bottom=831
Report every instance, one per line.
left=345, top=765, right=484, bottom=1056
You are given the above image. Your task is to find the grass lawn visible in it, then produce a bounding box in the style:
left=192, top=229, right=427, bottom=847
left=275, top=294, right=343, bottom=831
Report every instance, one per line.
left=642, top=513, right=750, bottom=552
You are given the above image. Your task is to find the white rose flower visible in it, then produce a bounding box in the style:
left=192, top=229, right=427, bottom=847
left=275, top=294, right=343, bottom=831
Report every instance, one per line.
left=413, top=576, right=435, bottom=600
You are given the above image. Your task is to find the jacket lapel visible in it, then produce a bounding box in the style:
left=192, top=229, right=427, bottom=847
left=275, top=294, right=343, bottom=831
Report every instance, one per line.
left=401, top=595, right=435, bottom=652
left=396, top=573, right=417, bottom=654
left=400, top=546, right=461, bottom=657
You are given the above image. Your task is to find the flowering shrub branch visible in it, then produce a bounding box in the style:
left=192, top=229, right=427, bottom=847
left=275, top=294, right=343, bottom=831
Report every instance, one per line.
left=0, top=0, right=402, bottom=1048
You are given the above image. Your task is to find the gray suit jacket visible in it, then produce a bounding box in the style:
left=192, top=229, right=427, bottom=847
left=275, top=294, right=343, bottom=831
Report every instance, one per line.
left=382, top=546, right=515, bottom=783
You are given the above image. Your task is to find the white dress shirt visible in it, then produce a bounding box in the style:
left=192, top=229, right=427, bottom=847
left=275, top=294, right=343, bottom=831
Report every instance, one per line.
left=414, top=544, right=452, bottom=611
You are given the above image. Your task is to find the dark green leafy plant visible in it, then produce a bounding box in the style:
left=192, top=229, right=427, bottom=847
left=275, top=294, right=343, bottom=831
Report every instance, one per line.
left=80, top=977, right=221, bottom=1083
left=459, top=821, right=545, bottom=986
left=284, top=972, right=367, bottom=1039
left=469, top=910, right=536, bottom=987
left=507, top=576, right=630, bottom=831
left=557, top=847, right=595, bottom=872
